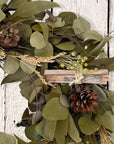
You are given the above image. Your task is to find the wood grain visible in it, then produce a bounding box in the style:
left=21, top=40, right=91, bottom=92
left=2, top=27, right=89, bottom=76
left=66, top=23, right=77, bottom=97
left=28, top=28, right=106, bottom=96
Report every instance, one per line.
left=45, top=69, right=109, bottom=84
left=109, top=0, right=114, bottom=91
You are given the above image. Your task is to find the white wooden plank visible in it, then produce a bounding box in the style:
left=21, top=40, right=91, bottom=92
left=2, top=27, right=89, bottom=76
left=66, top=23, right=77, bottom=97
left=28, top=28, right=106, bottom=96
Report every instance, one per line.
left=53, top=0, right=108, bottom=35
left=109, top=0, right=114, bottom=91
left=5, top=83, right=28, bottom=141
left=0, top=68, right=5, bottom=132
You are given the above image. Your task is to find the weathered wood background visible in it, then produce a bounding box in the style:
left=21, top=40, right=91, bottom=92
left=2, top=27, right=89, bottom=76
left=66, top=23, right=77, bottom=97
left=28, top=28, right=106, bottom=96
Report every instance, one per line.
left=0, top=0, right=114, bottom=141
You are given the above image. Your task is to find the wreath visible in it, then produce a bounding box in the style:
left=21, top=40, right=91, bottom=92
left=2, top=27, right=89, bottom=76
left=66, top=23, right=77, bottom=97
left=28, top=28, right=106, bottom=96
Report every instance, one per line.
left=0, top=0, right=114, bottom=144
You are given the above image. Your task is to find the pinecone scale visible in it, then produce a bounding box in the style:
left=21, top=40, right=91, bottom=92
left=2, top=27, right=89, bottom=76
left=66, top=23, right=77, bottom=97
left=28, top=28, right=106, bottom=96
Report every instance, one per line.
left=69, top=85, right=99, bottom=114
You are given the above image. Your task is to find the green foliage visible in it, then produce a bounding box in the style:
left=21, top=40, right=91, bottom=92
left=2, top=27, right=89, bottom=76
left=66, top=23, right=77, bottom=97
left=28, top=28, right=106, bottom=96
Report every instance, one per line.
left=0, top=1, right=114, bottom=143
left=30, top=31, right=46, bottom=49
left=12, top=1, right=59, bottom=18
left=78, top=117, right=100, bottom=135
left=3, top=56, right=19, bottom=74
left=0, top=9, right=5, bottom=22
left=0, top=132, right=16, bottom=144
left=42, top=97, right=69, bottom=120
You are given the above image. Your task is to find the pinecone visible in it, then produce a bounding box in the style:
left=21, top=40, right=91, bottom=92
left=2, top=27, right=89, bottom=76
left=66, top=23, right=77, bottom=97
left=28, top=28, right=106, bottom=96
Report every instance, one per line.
left=69, top=85, right=98, bottom=114
left=0, top=22, right=21, bottom=48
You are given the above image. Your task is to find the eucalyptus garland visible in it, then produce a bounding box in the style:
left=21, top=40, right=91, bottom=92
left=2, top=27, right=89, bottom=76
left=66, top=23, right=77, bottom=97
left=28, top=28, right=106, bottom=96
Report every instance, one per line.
left=0, top=0, right=114, bottom=144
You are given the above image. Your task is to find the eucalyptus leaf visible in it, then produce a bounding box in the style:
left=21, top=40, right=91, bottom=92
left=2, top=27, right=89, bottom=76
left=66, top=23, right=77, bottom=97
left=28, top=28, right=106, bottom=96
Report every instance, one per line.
left=1, top=68, right=31, bottom=84
left=90, top=84, right=107, bottom=102
left=30, top=31, right=46, bottom=49
left=89, top=36, right=112, bottom=59
left=20, top=61, right=35, bottom=74
left=104, top=90, right=114, bottom=104
left=22, top=108, right=30, bottom=120
left=3, top=56, right=19, bottom=74
left=55, top=120, right=68, bottom=144
left=56, top=42, right=75, bottom=51
left=18, top=24, right=32, bottom=41
left=73, top=17, right=90, bottom=34
left=20, top=78, right=42, bottom=100
left=58, top=12, right=77, bottom=26
left=15, top=135, right=27, bottom=144
left=78, top=117, right=100, bottom=135
left=0, top=0, right=7, bottom=5
left=102, top=111, right=114, bottom=131
left=34, top=42, right=53, bottom=57
left=0, top=132, right=16, bottom=144
left=44, top=120, right=57, bottom=141
left=13, top=1, right=59, bottom=18
left=42, top=97, right=69, bottom=120
left=0, top=9, right=5, bottom=22
left=60, top=95, right=70, bottom=108
left=25, top=125, right=41, bottom=141
left=46, top=17, right=65, bottom=28
left=50, top=38, right=61, bottom=45
left=29, top=86, right=42, bottom=103
left=46, top=85, right=62, bottom=101
left=35, top=119, right=47, bottom=139
left=39, top=22, right=48, bottom=44
left=68, top=114, right=81, bottom=143
left=8, top=0, right=27, bottom=9
left=82, top=30, right=103, bottom=41
left=88, top=56, right=114, bottom=71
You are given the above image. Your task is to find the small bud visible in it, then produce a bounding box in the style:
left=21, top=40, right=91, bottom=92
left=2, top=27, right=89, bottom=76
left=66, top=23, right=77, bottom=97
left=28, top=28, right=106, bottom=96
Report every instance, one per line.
left=60, top=63, right=65, bottom=68
left=71, top=51, right=76, bottom=57
left=77, top=55, right=81, bottom=59
left=84, top=63, right=88, bottom=66
left=94, top=68, right=98, bottom=71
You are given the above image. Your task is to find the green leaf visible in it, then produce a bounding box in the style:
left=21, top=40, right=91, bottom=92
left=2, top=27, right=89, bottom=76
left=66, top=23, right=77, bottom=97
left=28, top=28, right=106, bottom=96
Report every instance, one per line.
left=56, top=42, right=75, bottom=51
left=102, top=111, right=114, bottom=131
left=0, top=132, right=16, bottom=144
left=68, top=114, right=81, bottom=143
left=50, top=38, right=61, bottom=45
left=58, top=12, right=77, bottom=26
left=3, top=56, right=19, bottom=74
left=18, top=24, right=32, bottom=41
left=42, top=97, right=69, bottom=120
left=20, top=78, right=42, bottom=100
left=29, top=86, right=42, bottom=103
left=44, top=120, right=57, bottom=141
left=35, top=119, right=46, bottom=139
left=89, top=36, right=112, bottom=59
left=90, top=84, right=107, bottom=102
left=46, top=85, right=62, bottom=101
left=13, top=1, right=59, bottom=18
left=20, top=61, right=35, bottom=74
left=60, top=95, right=70, bottom=108
left=0, top=0, right=7, bottom=5
left=30, top=31, right=46, bottom=49
left=25, top=125, right=41, bottom=141
left=22, top=108, right=30, bottom=120
left=46, top=17, right=65, bottom=28
left=78, top=117, right=100, bottom=135
left=82, top=30, right=103, bottom=41
left=104, top=90, right=114, bottom=104
left=0, top=9, right=5, bottom=22
left=88, top=57, right=114, bottom=71
left=55, top=120, right=68, bottom=144
left=34, top=42, right=53, bottom=57
left=15, top=135, right=27, bottom=144
left=1, top=68, right=31, bottom=84
left=39, top=22, right=48, bottom=44
left=73, top=17, right=90, bottom=34
left=8, top=0, right=27, bottom=9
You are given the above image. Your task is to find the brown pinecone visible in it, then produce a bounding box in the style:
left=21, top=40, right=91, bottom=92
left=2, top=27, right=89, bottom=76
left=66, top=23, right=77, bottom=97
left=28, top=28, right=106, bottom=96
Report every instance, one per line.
left=69, top=85, right=98, bottom=114
left=0, top=22, right=21, bottom=48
